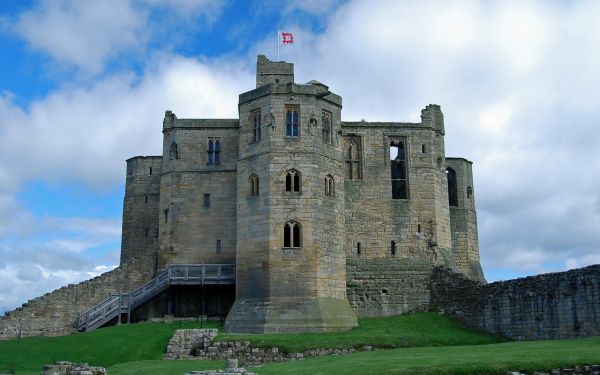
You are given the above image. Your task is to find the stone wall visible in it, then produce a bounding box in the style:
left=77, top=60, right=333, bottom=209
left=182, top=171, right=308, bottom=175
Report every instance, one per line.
left=0, top=258, right=152, bottom=339
left=346, top=258, right=434, bottom=317
left=431, top=265, right=600, bottom=340
left=41, top=361, right=106, bottom=375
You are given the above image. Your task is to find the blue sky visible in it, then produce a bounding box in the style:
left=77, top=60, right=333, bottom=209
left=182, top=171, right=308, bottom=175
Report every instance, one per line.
left=1, top=0, right=600, bottom=314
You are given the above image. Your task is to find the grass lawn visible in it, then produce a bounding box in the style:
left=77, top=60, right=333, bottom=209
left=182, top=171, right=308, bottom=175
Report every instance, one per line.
left=254, top=337, right=600, bottom=375
left=216, top=312, right=507, bottom=352
left=108, top=360, right=223, bottom=375
left=0, top=320, right=220, bottom=374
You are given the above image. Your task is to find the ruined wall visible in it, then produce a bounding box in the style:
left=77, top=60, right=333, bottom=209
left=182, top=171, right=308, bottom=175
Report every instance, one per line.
left=120, top=156, right=162, bottom=266
left=0, top=258, right=152, bottom=339
left=346, top=258, right=434, bottom=317
left=431, top=265, right=600, bottom=340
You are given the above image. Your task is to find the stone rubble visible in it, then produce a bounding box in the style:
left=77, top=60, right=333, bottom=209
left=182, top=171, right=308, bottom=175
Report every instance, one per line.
left=41, top=361, right=106, bottom=375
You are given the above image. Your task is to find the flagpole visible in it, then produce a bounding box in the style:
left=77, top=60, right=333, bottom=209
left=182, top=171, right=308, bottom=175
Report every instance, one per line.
left=277, top=30, right=280, bottom=61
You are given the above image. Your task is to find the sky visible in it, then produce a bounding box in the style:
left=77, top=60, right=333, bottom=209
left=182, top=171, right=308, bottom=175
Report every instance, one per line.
left=0, top=0, right=599, bottom=314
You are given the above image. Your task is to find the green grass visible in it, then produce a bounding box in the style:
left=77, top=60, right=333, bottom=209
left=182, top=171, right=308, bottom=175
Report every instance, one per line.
left=254, top=337, right=600, bottom=375
left=216, top=312, right=507, bottom=352
left=0, top=320, right=221, bottom=374
left=108, top=360, right=223, bottom=375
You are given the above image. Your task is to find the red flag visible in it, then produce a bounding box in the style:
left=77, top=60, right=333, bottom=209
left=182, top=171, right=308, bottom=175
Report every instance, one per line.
left=280, top=31, right=294, bottom=45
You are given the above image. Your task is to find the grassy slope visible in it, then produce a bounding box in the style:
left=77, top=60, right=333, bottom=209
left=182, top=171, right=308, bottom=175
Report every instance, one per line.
left=255, top=337, right=600, bottom=375
left=0, top=321, right=220, bottom=374
left=216, top=312, right=507, bottom=352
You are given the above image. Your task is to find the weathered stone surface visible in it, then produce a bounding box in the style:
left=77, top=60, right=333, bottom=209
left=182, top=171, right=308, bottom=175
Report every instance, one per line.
left=41, top=361, right=106, bottom=375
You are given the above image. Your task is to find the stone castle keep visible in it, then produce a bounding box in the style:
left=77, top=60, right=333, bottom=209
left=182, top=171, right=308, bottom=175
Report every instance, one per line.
left=0, top=55, right=487, bottom=337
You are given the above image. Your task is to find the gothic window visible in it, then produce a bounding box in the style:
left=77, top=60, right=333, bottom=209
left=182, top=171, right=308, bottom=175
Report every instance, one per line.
left=344, top=137, right=362, bottom=180
left=447, top=167, right=458, bottom=206
left=169, top=141, right=179, bottom=160
left=249, top=174, right=259, bottom=196
left=251, top=109, right=261, bottom=143
left=322, top=110, right=332, bottom=144
left=283, top=221, right=301, bottom=248
left=207, top=138, right=221, bottom=164
left=324, top=174, right=334, bottom=196
left=285, top=169, right=301, bottom=192
left=215, top=139, right=220, bottom=164
left=285, top=105, right=299, bottom=137
left=391, top=141, right=408, bottom=199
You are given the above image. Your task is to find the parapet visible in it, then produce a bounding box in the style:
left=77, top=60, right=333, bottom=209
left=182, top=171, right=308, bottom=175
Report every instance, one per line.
left=421, top=104, right=445, bottom=134
left=256, top=55, right=294, bottom=88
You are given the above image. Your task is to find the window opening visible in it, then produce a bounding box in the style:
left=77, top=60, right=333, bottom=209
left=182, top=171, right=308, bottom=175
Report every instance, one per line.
left=467, top=186, right=473, bottom=198
left=285, top=170, right=300, bottom=192
left=251, top=109, right=261, bottom=143
left=325, top=175, right=334, bottom=196
left=216, top=239, right=221, bottom=254
left=344, top=138, right=362, bottom=180
left=163, top=208, right=169, bottom=223
left=249, top=174, right=259, bottom=196
left=417, top=224, right=421, bottom=233
left=284, top=221, right=301, bottom=248
left=149, top=167, right=153, bottom=175
left=145, top=195, right=148, bottom=204
left=391, top=240, right=396, bottom=255
left=204, top=194, right=211, bottom=208
left=144, top=228, right=149, bottom=237
left=447, top=168, right=458, bottom=206
left=215, top=139, right=220, bottom=164
left=322, top=110, right=332, bottom=144
left=208, top=140, right=214, bottom=164
left=285, top=106, right=299, bottom=137
left=391, top=141, right=408, bottom=199
left=357, top=242, right=361, bottom=256
left=421, top=144, right=426, bottom=153
left=169, top=141, right=179, bottom=160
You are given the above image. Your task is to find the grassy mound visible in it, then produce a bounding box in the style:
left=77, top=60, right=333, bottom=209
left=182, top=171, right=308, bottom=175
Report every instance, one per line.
left=216, top=312, right=508, bottom=352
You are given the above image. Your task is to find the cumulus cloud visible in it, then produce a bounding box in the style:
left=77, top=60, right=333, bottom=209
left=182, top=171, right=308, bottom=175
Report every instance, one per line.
left=261, top=0, right=600, bottom=280
left=9, top=0, right=225, bottom=74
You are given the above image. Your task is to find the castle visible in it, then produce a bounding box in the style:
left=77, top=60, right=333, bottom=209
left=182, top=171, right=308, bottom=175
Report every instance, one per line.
left=0, top=55, right=485, bottom=337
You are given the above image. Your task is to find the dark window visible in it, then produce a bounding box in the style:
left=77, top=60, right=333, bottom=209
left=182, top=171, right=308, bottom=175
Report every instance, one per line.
left=345, top=138, right=362, bottom=180
left=144, top=228, right=149, bottom=237
left=391, top=141, right=408, bottom=199
left=215, top=140, right=220, bottom=164
left=163, top=208, right=169, bottom=223
left=208, top=140, right=214, bottom=164
left=421, top=144, right=426, bottom=153
left=447, top=168, right=458, bottom=206
left=285, top=170, right=300, bottom=192
left=285, top=106, right=299, bottom=137
left=145, top=195, right=148, bottom=204
left=249, top=174, right=259, bottom=196
left=284, top=221, right=301, bottom=248
left=251, top=109, right=261, bottom=143
left=467, top=186, right=473, bottom=198
left=417, top=224, right=421, bottom=233
left=391, top=240, right=396, bottom=255
left=169, top=141, right=179, bottom=160
left=357, top=242, right=361, bottom=256
left=149, top=167, right=153, bottom=175
left=204, top=194, right=210, bottom=208
left=322, top=110, right=332, bottom=144
left=216, top=239, right=221, bottom=254
left=325, top=175, right=334, bottom=196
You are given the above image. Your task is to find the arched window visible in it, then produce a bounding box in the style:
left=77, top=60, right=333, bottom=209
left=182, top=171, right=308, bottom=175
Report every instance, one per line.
left=285, top=105, right=299, bottom=137
left=285, top=170, right=301, bottom=192
left=324, top=174, right=334, bottom=196
left=284, top=221, right=301, bottom=248
left=447, top=167, right=458, bottom=206
left=251, top=109, right=261, bottom=143
left=344, top=138, right=362, bottom=180
left=249, top=174, right=259, bottom=196
left=391, top=141, right=408, bottom=199
left=207, top=140, right=214, bottom=164
left=215, top=139, right=221, bottom=164
left=169, top=141, right=179, bottom=160
left=322, top=110, right=332, bottom=144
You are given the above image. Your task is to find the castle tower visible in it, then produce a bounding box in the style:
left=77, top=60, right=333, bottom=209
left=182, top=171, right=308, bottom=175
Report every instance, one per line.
left=225, top=55, right=358, bottom=333
left=120, top=156, right=162, bottom=266
left=446, top=158, right=485, bottom=281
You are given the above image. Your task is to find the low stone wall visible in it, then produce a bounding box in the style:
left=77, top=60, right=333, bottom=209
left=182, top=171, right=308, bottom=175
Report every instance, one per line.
left=41, top=361, right=106, bottom=375
left=185, top=359, right=257, bottom=375
left=346, top=258, right=435, bottom=317
left=431, top=265, right=600, bottom=340
left=0, top=257, right=153, bottom=339
left=509, top=365, right=600, bottom=374
left=164, top=329, right=361, bottom=366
